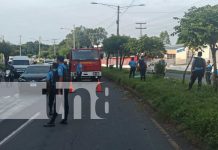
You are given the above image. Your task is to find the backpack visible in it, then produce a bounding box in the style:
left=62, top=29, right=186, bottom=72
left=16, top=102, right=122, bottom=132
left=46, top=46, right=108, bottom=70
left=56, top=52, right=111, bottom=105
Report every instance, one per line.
left=194, top=57, right=204, bottom=68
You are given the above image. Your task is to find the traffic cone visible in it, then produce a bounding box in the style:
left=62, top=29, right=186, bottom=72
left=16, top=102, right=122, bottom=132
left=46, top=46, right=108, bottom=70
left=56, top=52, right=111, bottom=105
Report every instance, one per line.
left=96, top=79, right=103, bottom=92
left=69, top=81, right=75, bottom=93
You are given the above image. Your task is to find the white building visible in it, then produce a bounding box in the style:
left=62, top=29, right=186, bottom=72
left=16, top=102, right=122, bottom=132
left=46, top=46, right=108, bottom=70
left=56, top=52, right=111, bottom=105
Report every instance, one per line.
left=167, top=44, right=218, bottom=65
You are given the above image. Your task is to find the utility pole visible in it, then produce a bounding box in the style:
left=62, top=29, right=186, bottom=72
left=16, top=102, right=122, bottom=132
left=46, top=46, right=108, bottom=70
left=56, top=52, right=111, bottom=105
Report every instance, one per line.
left=117, top=6, right=120, bottom=36
left=136, top=22, right=146, bottom=37
left=19, top=35, right=22, bottom=56
left=38, top=36, right=41, bottom=60
left=73, top=25, right=76, bottom=49
left=52, top=39, right=58, bottom=56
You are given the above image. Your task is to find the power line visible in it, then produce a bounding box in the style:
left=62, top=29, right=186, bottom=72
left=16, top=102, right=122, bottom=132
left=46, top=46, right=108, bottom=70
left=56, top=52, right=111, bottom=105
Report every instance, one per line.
left=121, top=0, right=136, bottom=16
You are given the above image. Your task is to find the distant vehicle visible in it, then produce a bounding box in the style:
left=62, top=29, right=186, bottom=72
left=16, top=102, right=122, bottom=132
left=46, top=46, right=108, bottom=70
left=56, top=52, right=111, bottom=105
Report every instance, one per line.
left=147, top=62, right=155, bottom=73
left=4, top=69, right=14, bottom=82
left=18, top=64, right=50, bottom=95
left=68, top=48, right=103, bottom=81
left=8, top=56, right=14, bottom=64
left=44, top=59, right=54, bottom=65
left=12, top=56, right=30, bottom=77
left=18, top=64, right=50, bottom=82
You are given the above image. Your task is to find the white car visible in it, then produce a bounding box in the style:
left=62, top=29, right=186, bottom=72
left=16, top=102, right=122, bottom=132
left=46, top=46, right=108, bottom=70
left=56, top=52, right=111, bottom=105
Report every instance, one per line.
left=147, top=62, right=155, bottom=73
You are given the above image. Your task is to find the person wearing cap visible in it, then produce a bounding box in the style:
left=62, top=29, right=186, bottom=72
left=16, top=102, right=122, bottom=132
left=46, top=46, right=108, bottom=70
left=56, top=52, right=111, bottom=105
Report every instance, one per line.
left=44, top=56, right=69, bottom=127
left=188, top=52, right=206, bottom=90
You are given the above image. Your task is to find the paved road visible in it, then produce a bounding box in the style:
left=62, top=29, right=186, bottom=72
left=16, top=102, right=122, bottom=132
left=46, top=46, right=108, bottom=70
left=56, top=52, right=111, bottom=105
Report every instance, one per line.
left=0, top=79, right=175, bottom=150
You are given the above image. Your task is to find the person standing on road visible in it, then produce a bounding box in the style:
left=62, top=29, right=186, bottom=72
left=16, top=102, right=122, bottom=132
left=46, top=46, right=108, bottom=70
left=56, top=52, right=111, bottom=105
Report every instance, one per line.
left=205, top=60, right=212, bottom=85
left=46, top=62, right=58, bottom=116
left=44, top=56, right=69, bottom=127
left=138, top=56, right=147, bottom=81
left=128, top=57, right=137, bottom=78
left=188, top=52, right=206, bottom=90
left=76, top=60, right=83, bottom=81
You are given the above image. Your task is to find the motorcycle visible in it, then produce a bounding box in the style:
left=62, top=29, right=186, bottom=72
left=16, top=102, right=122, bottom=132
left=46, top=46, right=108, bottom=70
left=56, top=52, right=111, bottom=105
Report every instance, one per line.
left=4, top=69, right=14, bottom=82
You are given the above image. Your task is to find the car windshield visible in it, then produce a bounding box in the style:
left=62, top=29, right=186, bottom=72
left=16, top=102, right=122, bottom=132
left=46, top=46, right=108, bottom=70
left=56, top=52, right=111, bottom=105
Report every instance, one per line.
left=72, top=50, right=99, bottom=60
left=13, top=60, right=29, bottom=65
left=25, top=66, right=50, bottom=74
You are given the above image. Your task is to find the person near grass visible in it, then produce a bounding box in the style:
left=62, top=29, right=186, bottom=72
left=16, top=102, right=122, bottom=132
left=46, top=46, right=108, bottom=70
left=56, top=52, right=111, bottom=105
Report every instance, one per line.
left=76, top=60, right=83, bottom=81
left=128, top=57, right=137, bottom=78
left=188, top=52, right=206, bottom=90
left=205, top=60, right=212, bottom=85
left=138, top=56, right=147, bottom=81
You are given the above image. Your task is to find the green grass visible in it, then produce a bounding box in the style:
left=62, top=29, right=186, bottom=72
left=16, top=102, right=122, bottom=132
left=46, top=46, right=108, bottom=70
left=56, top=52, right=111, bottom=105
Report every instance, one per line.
left=166, top=69, right=191, bottom=74
left=103, top=68, right=218, bottom=149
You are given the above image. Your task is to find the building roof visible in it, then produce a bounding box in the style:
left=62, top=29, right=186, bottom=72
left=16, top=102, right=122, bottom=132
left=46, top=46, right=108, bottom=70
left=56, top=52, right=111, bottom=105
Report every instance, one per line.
left=165, top=44, right=184, bottom=50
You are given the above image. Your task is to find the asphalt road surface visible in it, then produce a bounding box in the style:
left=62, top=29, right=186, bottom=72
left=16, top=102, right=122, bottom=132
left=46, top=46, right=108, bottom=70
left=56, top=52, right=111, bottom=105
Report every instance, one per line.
left=0, top=79, right=176, bottom=150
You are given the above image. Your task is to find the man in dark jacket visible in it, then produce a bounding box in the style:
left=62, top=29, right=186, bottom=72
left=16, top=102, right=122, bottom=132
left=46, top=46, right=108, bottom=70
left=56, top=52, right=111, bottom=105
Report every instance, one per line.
left=188, top=52, right=206, bottom=90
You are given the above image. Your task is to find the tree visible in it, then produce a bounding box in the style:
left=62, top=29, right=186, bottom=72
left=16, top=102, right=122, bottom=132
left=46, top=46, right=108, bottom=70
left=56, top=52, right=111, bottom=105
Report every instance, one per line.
left=173, top=5, right=218, bottom=89
left=66, top=26, right=107, bottom=49
left=160, top=31, right=171, bottom=45
left=0, top=41, right=12, bottom=65
left=87, top=27, right=107, bottom=46
left=103, top=35, right=129, bottom=69
left=138, top=35, right=165, bottom=58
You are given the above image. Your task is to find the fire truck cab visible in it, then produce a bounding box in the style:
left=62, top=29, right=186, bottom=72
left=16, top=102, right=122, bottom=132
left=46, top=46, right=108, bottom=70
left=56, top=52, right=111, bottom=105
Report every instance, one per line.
left=68, top=48, right=103, bottom=81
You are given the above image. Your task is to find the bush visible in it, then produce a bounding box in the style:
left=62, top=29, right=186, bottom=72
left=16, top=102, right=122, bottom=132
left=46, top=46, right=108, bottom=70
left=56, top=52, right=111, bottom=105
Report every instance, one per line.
left=103, top=68, right=218, bottom=149
left=154, top=61, right=166, bottom=76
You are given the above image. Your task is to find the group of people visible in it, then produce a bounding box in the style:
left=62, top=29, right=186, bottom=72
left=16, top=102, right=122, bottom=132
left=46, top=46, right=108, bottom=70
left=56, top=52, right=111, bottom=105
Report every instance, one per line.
left=128, top=52, right=217, bottom=90
left=44, top=56, right=83, bottom=127
left=128, top=56, right=147, bottom=81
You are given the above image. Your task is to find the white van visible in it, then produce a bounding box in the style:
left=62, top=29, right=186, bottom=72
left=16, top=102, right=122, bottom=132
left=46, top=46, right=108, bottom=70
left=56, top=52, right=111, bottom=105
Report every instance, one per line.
left=12, top=56, right=30, bottom=77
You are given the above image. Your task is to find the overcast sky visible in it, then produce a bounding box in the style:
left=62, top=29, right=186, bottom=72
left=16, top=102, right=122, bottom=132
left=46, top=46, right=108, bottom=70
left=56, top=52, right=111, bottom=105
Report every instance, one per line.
left=0, top=0, right=217, bottom=45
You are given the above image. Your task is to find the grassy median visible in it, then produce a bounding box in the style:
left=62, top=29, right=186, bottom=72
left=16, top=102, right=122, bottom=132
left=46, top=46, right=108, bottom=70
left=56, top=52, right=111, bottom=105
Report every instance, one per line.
left=103, top=68, right=218, bottom=149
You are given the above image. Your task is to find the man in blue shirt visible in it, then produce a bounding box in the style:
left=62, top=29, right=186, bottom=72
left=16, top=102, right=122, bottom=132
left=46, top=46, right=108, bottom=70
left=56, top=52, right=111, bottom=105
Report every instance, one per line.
left=205, top=60, right=212, bottom=85
left=44, top=56, right=69, bottom=127
left=128, top=57, right=137, bottom=78
left=46, top=62, right=58, bottom=116
left=76, top=60, right=83, bottom=81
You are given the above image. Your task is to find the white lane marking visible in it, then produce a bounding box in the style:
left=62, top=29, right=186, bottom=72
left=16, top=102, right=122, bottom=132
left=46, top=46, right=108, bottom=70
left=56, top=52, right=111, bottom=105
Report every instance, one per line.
left=0, top=112, right=40, bottom=147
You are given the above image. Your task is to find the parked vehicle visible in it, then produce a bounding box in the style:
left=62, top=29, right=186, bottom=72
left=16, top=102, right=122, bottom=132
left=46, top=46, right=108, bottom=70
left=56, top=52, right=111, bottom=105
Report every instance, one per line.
left=44, top=59, right=54, bottom=65
left=147, top=62, right=155, bottom=73
left=12, top=56, right=30, bottom=78
left=18, top=64, right=50, bottom=95
left=68, top=48, right=103, bottom=81
left=18, top=64, right=50, bottom=82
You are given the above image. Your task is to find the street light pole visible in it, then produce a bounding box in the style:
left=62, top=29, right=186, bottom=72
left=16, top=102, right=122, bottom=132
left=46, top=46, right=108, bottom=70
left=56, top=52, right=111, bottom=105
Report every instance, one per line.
left=52, top=39, right=58, bottom=56
left=91, top=2, right=144, bottom=36
left=60, top=26, right=76, bottom=49
left=38, top=36, right=41, bottom=60
left=117, top=6, right=120, bottom=36
left=19, top=35, right=22, bottom=56
left=73, top=25, right=76, bottom=49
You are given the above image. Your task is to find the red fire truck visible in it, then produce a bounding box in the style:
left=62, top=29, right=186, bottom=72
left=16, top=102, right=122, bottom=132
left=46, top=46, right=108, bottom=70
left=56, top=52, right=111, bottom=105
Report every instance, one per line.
left=68, top=48, right=103, bottom=81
